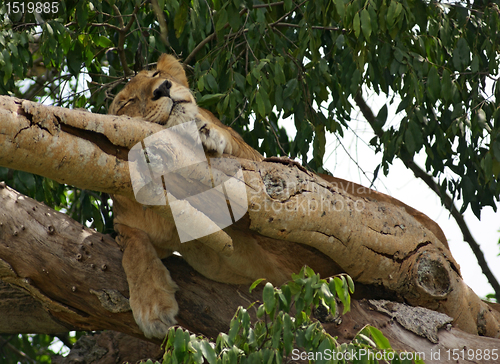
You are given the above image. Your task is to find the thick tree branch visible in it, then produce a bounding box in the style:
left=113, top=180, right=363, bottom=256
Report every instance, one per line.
left=353, top=92, right=500, bottom=299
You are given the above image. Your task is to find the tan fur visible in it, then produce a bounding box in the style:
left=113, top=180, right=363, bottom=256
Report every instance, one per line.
left=109, top=54, right=448, bottom=338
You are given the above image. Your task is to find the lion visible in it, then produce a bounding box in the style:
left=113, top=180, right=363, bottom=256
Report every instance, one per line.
left=108, top=54, right=449, bottom=339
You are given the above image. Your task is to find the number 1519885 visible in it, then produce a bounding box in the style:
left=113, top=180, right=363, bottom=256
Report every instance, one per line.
left=6, top=2, right=59, bottom=14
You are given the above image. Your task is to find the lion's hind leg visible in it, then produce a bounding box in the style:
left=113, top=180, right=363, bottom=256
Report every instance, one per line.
left=116, top=224, right=179, bottom=339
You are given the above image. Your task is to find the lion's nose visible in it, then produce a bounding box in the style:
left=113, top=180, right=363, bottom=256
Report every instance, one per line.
left=152, top=80, right=172, bottom=100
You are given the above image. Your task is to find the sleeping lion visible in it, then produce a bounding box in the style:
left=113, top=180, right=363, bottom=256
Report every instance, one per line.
left=108, top=54, right=448, bottom=338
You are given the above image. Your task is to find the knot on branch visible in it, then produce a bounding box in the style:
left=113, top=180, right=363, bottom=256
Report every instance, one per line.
left=414, top=252, right=451, bottom=299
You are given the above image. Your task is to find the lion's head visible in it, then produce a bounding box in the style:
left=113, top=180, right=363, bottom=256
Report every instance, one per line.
left=109, top=54, right=264, bottom=161
left=109, top=54, right=198, bottom=127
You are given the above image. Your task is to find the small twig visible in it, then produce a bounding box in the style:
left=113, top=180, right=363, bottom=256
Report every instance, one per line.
left=273, top=22, right=343, bottom=32
left=150, top=0, right=169, bottom=46
left=269, top=0, right=308, bottom=27
left=88, top=22, right=122, bottom=32
left=265, top=119, right=287, bottom=156
left=183, top=33, right=217, bottom=65
left=111, top=5, right=139, bottom=76
left=254, top=1, right=285, bottom=8
left=0, top=337, right=36, bottom=363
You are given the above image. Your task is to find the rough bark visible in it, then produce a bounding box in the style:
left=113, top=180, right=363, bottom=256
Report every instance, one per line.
left=0, top=183, right=261, bottom=339
left=1, top=95, right=500, bottom=359
left=1, top=184, right=500, bottom=364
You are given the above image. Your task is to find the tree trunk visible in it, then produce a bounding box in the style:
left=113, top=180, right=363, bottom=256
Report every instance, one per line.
left=1, top=95, right=500, bottom=362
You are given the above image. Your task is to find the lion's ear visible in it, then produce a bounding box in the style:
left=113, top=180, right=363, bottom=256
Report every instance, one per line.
left=157, top=54, right=189, bottom=88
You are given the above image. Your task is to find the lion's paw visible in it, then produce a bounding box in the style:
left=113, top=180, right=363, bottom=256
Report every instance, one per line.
left=196, top=119, right=228, bottom=157
left=131, top=288, right=179, bottom=339
left=128, top=264, right=179, bottom=339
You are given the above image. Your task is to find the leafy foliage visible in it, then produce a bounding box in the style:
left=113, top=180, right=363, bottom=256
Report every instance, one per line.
left=0, top=168, right=113, bottom=232
left=154, top=268, right=421, bottom=364
left=0, top=333, right=82, bottom=363
left=1, top=0, right=499, bottom=216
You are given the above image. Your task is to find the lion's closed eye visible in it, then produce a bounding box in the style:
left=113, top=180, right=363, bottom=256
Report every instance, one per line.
left=117, top=97, right=136, bottom=113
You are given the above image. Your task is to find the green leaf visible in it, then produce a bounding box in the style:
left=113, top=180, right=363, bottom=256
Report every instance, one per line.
left=283, top=78, right=298, bottom=99
left=256, top=91, right=266, bottom=117
left=215, top=9, right=228, bottom=32
left=174, top=3, right=188, bottom=37
left=76, top=0, right=89, bottom=28
left=462, top=176, right=475, bottom=201
left=95, top=36, right=113, bottom=48
left=198, top=93, right=225, bottom=107
left=471, top=55, right=479, bottom=73
left=375, top=104, right=388, bottom=132
left=197, top=75, right=205, bottom=92
left=234, top=72, right=245, bottom=89
left=274, top=62, right=286, bottom=85
left=257, top=304, right=265, bottom=318
left=492, top=140, right=500, bottom=161
left=174, top=327, right=187, bottom=353
left=316, top=338, right=333, bottom=364
left=45, top=23, right=54, bottom=36
left=283, top=314, right=293, bottom=355
left=361, top=9, right=372, bottom=39
left=346, top=275, right=355, bottom=293
left=386, top=0, right=397, bottom=28
left=227, top=4, right=241, bottom=31
left=368, top=326, right=392, bottom=350
left=441, top=69, right=452, bottom=103
left=2, top=50, right=12, bottom=84
left=452, top=38, right=470, bottom=71
left=320, top=282, right=333, bottom=304
left=15, top=171, right=36, bottom=193
left=249, top=278, right=265, bottom=292
left=396, top=95, right=411, bottom=114
left=271, top=314, right=282, bottom=348
left=206, top=73, right=218, bottom=92
left=353, top=12, right=360, bottom=38
left=228, top=317, right=240, bottom=345
left=200, top=340, right=217, bottom=364
left=414, top=357, right=427, bottom=364
left=263, top=282, right=276, bottom=314
left=335, top=0, right=345, bottom=18
left=332, top=277, right=346, bottom=304
left=427, top=66, right=440, bottom=102
left=304, top=323, right=315, bottom=340
left=405, top=124, right=416, bottom=155
left=408, top=119, right=423, bottom=154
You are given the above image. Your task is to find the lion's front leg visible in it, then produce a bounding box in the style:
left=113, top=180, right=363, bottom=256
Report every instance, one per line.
left=116, top=224, right=179, bottom=339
